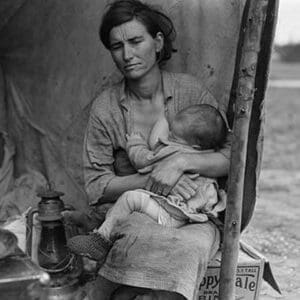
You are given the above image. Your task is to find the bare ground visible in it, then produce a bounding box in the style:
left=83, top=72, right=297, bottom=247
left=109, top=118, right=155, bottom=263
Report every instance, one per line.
left=243, top=170, right=300, bottom=299
left=242, top=62, right=300, bottom=299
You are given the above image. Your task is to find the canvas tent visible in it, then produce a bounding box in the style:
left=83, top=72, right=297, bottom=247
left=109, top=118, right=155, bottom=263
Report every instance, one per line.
left=0, top=0, right=278, bottom=299
left=0, top=0, right=245, bottom=213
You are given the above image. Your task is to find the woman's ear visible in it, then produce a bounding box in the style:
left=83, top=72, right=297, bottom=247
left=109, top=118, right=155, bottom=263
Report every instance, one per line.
left=155, top=32, right=164, bottom=52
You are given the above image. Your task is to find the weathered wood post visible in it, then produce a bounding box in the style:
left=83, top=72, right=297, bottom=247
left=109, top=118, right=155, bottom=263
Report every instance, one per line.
left=219, top=0, right=278, bottom=299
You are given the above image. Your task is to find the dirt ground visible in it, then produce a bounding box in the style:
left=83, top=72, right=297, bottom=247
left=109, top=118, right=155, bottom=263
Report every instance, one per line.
left=242, top=61, right=300, bottom=300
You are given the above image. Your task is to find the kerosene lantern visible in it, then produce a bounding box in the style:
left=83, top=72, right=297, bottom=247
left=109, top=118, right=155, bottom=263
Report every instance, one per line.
left=36, top=188, right=71, bottom=272
left=26, top=185, right=85, bottom=300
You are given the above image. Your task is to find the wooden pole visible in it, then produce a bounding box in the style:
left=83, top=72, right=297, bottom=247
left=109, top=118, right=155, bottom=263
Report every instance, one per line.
left=0, top=66, right=7, bottom=167
left=219, top=0, right=271, bottom=299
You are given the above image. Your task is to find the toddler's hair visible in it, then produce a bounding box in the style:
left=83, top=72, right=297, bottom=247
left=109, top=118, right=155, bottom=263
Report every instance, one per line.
left=171, top=104, right=226, bottom=150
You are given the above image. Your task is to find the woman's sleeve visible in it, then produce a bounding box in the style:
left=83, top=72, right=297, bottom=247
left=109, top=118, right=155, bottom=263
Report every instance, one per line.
left=83, top=111, right=115, bottom=205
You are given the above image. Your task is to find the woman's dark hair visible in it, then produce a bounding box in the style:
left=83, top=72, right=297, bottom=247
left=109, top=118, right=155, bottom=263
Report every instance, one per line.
left=100, top=0, right=177, bottom=64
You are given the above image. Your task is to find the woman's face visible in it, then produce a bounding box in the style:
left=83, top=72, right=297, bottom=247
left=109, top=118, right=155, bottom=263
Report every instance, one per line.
left=109, top=18, right=163, bottom=81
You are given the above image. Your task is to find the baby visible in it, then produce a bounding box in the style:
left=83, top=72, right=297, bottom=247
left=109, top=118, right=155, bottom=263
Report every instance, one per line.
left=68, top=104, right=227, bottom=263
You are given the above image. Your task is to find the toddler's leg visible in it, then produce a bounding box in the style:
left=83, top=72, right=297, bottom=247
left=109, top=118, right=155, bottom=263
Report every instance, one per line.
left=67, top=190, right=161, bottom=262
left=97, top=190, right=161, bottom=240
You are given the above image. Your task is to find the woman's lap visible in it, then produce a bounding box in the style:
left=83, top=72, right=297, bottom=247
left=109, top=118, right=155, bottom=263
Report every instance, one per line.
left=111, top=286, right=186, bottom=300
left=89, top=213, right=220, bottom=300
left=87, top=280, right=186, bottom=300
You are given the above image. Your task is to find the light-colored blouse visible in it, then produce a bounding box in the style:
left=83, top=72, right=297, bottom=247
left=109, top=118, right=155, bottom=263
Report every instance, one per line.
left=83, top=71, right=231, bottom=205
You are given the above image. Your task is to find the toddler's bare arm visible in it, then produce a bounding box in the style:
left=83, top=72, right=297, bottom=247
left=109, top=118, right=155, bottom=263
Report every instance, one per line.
left=126, top=133, right=156, bottom=170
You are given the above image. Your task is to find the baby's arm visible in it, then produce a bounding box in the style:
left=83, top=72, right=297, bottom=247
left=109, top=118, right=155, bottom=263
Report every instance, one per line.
left=126, top=133, right=156, bottom=170
left=148, top=116, right=169, bottom=150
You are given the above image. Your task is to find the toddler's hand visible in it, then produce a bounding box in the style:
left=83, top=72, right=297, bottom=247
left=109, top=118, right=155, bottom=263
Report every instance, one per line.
left=169, top=174, right=199, bottom=201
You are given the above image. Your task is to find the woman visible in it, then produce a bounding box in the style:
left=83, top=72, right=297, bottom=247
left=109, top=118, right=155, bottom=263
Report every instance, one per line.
left=81, top=0, right=230, bottom=299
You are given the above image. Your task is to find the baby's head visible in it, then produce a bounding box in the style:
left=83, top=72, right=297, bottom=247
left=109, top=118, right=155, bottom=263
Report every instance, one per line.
left=169, top=104, right=226, bottom=150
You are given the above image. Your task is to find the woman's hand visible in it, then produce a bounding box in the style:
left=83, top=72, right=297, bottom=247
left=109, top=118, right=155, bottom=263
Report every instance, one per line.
left=145, top=153, right=186, bottom=196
